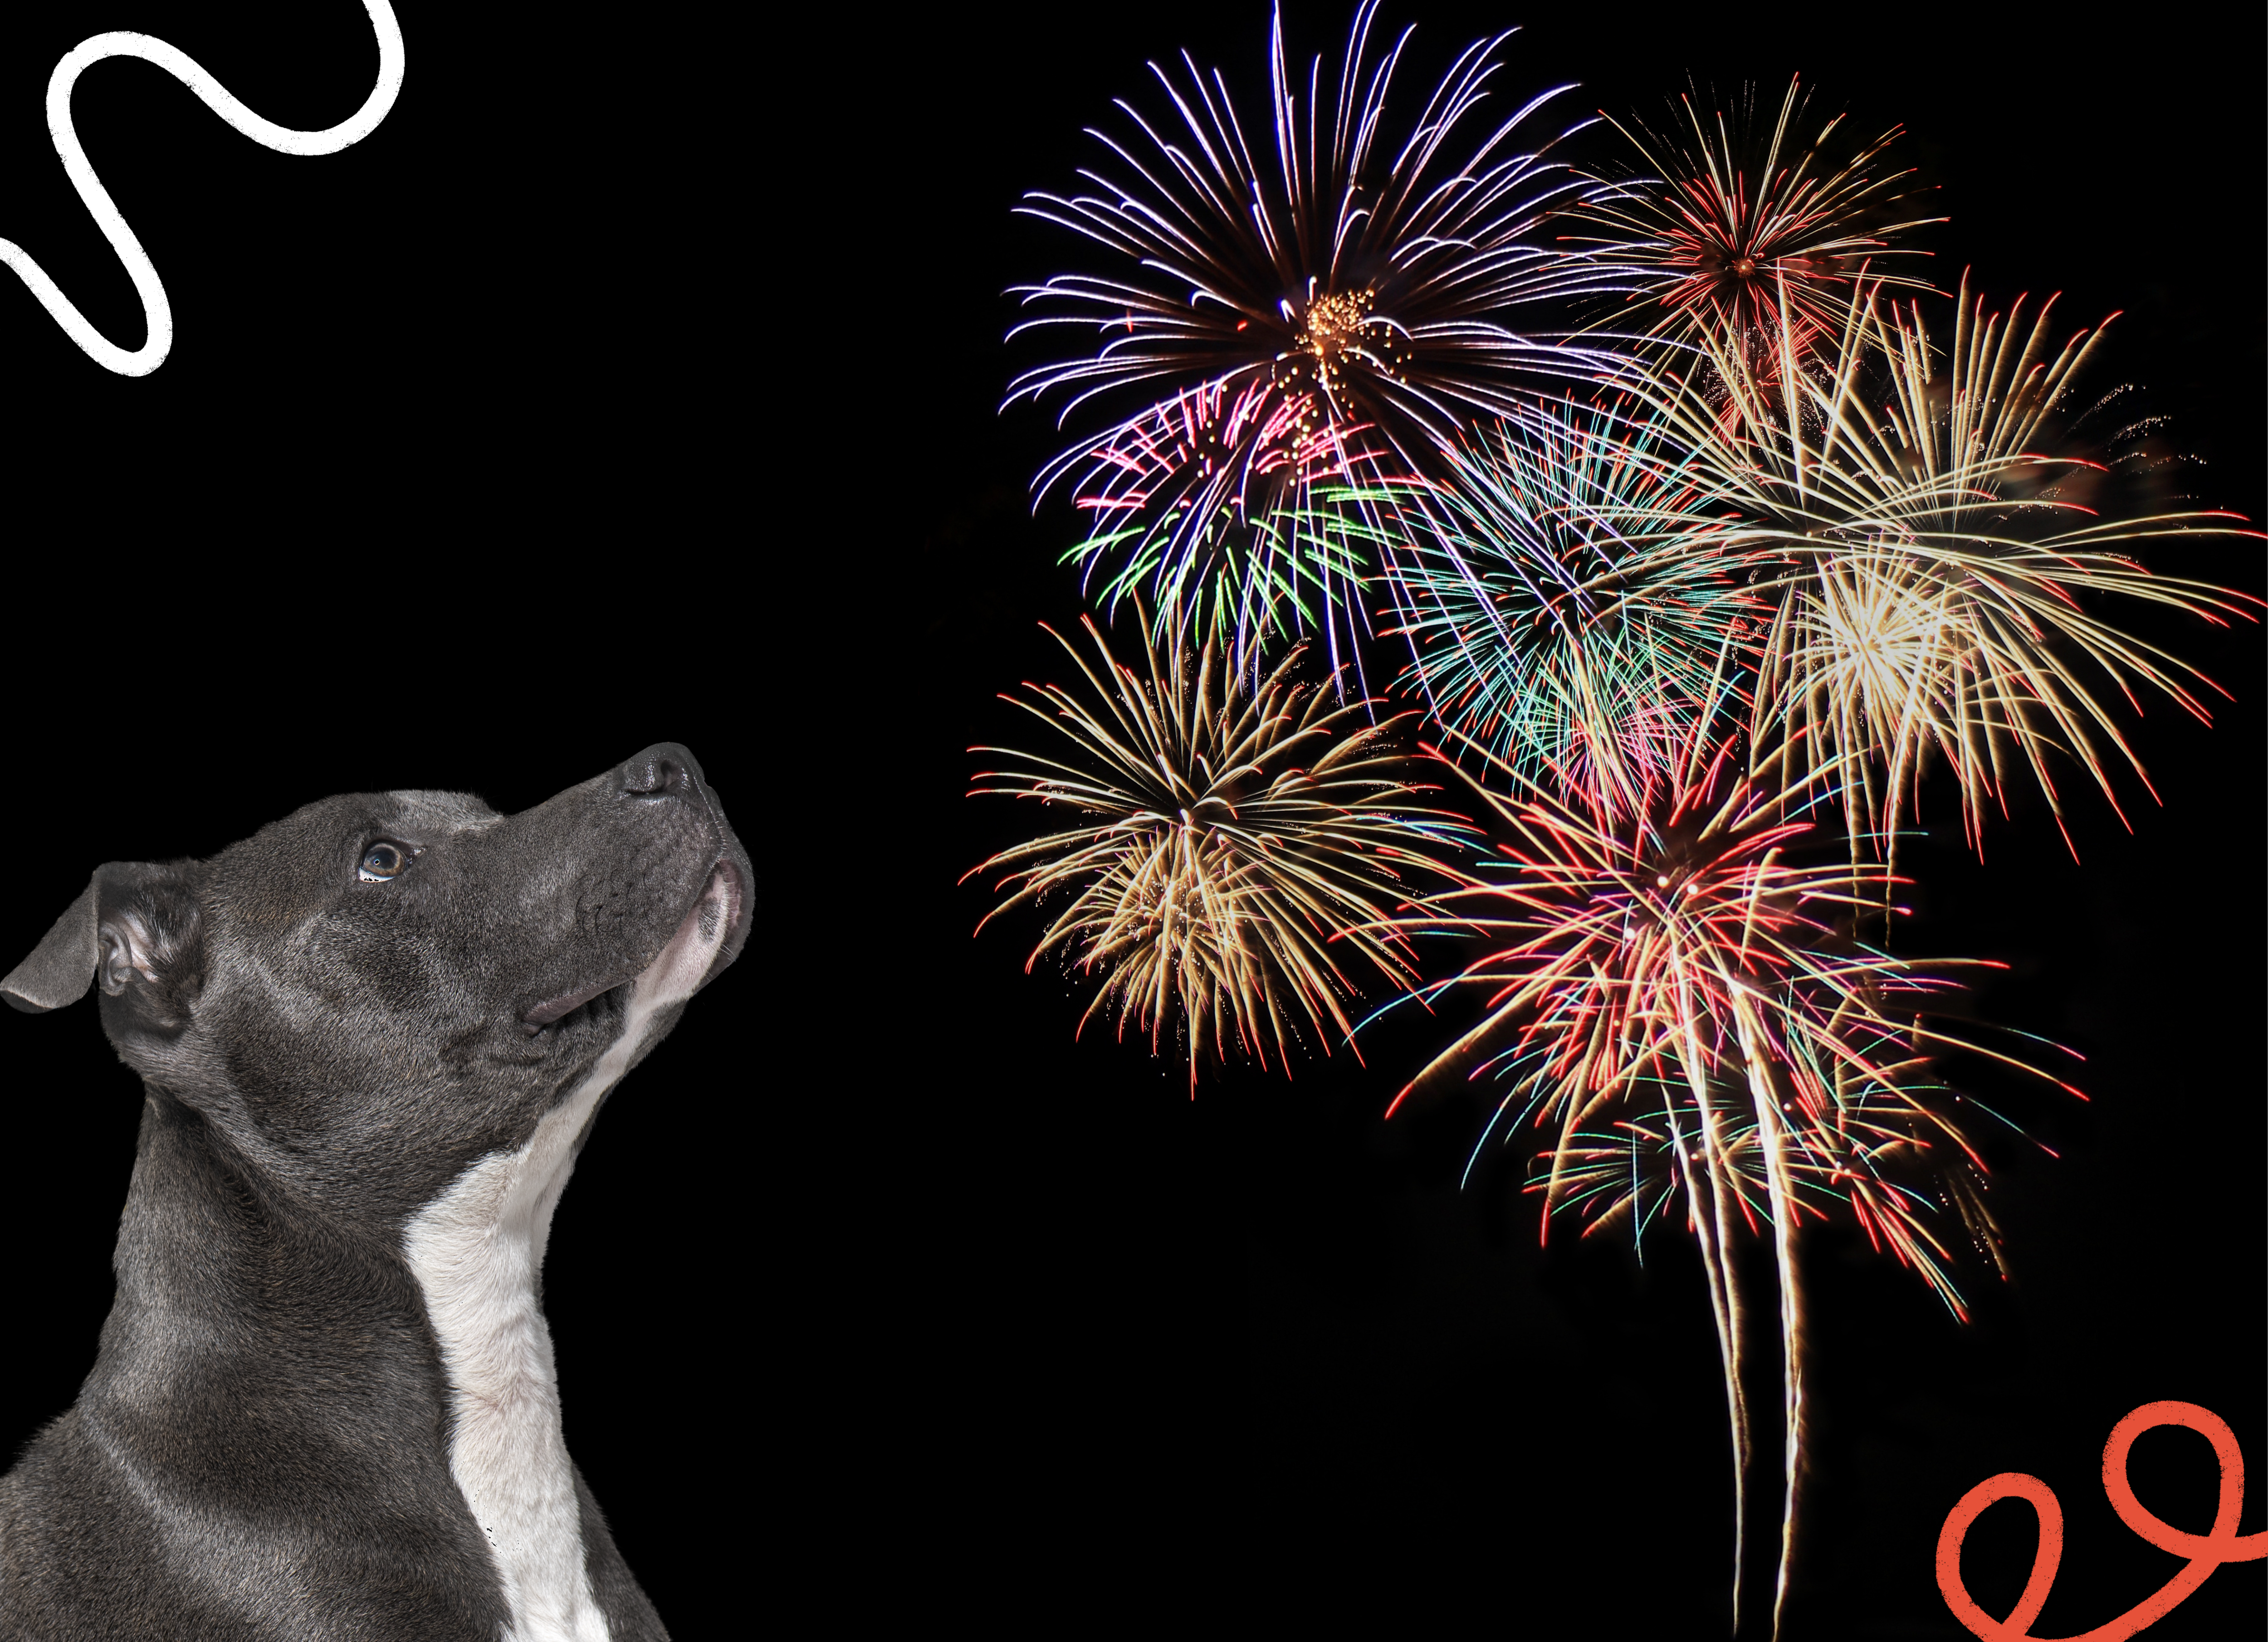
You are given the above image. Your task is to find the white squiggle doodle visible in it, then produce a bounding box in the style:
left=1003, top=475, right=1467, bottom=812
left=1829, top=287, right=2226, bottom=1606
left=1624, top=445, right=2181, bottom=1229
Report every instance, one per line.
left=0, top=1, right=405, bottom=377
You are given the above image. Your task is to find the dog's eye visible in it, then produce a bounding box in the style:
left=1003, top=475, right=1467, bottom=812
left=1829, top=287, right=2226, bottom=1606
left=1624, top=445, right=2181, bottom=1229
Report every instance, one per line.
left=357, top=843, right=413, bottom=883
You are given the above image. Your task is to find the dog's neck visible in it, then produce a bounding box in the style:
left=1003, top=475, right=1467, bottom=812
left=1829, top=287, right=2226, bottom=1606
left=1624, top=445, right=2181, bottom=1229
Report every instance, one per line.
left=80, top=1089, right=514, bottom=1630
left=87, top=1060, right=639, bottom=1642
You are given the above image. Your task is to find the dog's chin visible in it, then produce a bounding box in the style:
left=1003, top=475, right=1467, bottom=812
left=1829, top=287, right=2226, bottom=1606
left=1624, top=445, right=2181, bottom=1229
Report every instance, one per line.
left=633, top=858, right=743, bottom=1010
left=518, top=858, right=743, bottom=1039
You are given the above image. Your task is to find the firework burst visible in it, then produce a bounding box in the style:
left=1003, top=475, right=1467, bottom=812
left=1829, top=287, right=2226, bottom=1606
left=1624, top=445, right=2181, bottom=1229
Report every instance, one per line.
left=1007, top=0, right=1632, bottom=668
left=1379, top=717, right=2077, bottom=1637
left=1623, top=273, right=2261, bottom=865
left=1066, top=377, right=1391, bottom=669
left=1361, top=393, right=1770, bottom=816
left=1570, top=78, right=1941, bottom=392
left=966, top=606, right=1471, bottom=1090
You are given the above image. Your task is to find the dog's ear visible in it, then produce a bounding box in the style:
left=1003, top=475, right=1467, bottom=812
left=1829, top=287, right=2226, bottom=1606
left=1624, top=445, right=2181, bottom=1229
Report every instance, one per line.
left=2, top=877, right=101, bottom=1011
left=2, top=865, right=205, bottom=1023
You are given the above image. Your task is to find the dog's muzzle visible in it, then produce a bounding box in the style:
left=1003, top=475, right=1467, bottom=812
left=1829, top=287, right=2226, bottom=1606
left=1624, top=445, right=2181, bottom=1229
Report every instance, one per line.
left=519, top=857, right=745, bottom=1036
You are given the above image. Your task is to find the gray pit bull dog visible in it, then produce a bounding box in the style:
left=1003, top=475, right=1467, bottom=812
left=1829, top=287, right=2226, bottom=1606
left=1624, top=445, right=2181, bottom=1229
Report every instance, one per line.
left=0, top=744, right=751, bottom=1640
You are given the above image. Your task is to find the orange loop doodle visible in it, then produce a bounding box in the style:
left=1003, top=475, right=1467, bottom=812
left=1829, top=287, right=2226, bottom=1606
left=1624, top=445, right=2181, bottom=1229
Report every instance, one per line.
left=1936, top=1401, right=2268, bottom=1641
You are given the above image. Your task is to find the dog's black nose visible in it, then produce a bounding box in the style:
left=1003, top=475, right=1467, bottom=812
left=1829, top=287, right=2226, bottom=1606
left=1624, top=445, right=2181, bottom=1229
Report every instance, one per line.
left=619, top=743, right=701, bottom=799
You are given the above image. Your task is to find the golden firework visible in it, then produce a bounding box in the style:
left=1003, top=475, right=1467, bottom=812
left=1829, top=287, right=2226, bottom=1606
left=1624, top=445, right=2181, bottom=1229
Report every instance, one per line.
left=967, top=608, right=1470, bottom=1089
left=1623, top=273, right=2260, bottom=862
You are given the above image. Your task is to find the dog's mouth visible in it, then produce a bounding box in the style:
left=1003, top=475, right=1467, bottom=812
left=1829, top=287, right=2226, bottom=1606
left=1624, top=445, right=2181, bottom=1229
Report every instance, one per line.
left=519, top=858, right=745, bottom=1037
left=520, top=973, right=634, bottom=1038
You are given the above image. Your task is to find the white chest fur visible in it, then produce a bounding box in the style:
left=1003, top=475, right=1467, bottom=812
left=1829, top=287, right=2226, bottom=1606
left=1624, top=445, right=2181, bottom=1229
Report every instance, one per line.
left=403, top=1037, right=631, bottom=1642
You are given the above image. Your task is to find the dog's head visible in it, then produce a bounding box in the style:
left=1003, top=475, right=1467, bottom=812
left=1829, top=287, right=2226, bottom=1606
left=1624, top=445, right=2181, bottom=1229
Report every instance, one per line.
left=0, top=743, right=753, bottom=1228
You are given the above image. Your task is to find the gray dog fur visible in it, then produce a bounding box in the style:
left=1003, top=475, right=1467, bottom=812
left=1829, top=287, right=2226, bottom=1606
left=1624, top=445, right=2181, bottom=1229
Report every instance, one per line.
left=0, top=745, right=751, bottom=1640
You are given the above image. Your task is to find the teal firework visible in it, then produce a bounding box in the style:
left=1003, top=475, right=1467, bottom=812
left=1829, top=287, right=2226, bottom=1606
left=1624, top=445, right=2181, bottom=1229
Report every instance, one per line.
left=1371, top=397, right=1771, bottom=815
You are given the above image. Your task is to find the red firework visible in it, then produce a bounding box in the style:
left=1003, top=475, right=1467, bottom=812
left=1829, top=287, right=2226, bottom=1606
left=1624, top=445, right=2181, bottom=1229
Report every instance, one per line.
left=1570, top=78, right=1942, bottom=379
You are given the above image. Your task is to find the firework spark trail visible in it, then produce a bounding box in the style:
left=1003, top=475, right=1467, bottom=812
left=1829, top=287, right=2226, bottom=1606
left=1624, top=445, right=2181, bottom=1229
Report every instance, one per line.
left=1005, top=0, right=1640, bottom=670
left=1373, top=708, right=2080, bottom=1633
left=966, top=604, right=1473, bottom=1091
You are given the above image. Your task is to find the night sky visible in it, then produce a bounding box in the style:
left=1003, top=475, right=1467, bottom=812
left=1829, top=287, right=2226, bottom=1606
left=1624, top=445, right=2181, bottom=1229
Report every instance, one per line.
left=0, top=5, right=2255, bottom=1637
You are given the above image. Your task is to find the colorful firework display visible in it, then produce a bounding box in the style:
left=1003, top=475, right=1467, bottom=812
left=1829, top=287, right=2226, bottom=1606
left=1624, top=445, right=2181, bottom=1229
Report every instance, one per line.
left=970, top=7, right=2258, bottom=1635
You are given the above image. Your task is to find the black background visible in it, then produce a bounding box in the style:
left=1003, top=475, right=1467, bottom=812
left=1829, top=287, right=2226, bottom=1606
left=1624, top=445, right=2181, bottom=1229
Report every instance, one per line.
left=0, top=3, right=2255, bottom=1637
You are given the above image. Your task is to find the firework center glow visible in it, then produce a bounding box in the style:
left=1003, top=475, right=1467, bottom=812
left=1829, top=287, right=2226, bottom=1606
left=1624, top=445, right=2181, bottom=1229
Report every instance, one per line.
left=1274, top=284, right=1404, bottom=429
